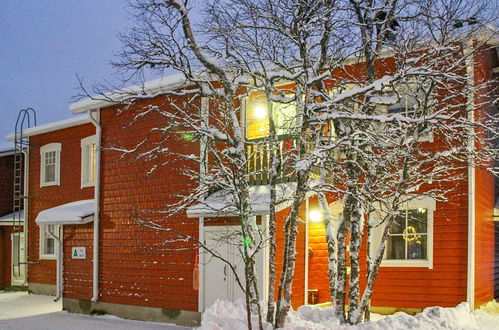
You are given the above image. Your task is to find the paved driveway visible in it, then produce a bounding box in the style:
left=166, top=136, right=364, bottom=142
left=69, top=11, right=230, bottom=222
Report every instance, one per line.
left=0, top=291, right=192, bottom=330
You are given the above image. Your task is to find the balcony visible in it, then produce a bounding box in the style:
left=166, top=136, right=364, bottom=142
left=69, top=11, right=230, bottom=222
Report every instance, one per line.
left=245, top=135, right=298, bottom=185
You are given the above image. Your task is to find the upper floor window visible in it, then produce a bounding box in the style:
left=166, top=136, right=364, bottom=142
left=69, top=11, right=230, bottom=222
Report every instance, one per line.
left=385, top=91, right=433, bottom=142
left=245, top=94, right=296, bottom=140
left=81, top=135, right=97, bottom=188
left=40, top=143, right=61, bottom=187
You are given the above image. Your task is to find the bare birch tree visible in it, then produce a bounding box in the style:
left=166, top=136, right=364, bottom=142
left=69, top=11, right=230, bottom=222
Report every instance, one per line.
left=80, top=0, right=498, bottom=328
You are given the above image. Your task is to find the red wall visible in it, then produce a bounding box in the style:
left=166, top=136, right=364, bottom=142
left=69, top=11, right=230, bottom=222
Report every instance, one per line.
left=0, top=153, right=15, bottom=288
left=307, top=184, right=469, bottom=309
left=474, top=168, right=495, bottom=307
left=472, top=43, right=498, bottom=308
left=91, top=96, right=199, bottom=311
left=27, top=123, right=95, bottom=287
left=0, top=153, right=15, bottom=216
left=273, top=205, right=306, bottom=308
left=0, top=226, right=13, bottom=287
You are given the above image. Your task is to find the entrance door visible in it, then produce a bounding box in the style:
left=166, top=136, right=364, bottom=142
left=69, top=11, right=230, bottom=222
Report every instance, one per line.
left=11, top=232, right=26, bottom=285
left=203, top=225, right=267, bottom=310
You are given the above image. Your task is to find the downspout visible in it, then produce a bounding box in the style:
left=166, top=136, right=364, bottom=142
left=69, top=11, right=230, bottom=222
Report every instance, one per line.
left=47, top=226, right=63, bottom=301
left=88, top=109, right=102, bottom=302
left=465, top=41, right=475, bottom=308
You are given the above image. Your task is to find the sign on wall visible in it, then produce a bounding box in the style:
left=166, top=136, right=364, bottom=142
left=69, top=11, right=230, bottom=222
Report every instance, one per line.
left=71, top=247, right=86, bottom=259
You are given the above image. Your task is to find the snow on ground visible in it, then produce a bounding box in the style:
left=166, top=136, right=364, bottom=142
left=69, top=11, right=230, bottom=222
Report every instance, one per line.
left=0, top=291, right=191, bottom=330
left=200, top=299, right=499, bottom=330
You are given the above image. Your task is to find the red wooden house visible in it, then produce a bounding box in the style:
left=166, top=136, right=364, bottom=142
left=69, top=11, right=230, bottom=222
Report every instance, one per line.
left=4, top=39, right=498, bottom=326
left=0, top=148, right=25, bottom=289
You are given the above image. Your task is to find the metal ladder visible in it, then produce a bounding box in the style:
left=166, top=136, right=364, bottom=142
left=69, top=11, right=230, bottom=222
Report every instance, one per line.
left=12, top=108, right=36, bottom=280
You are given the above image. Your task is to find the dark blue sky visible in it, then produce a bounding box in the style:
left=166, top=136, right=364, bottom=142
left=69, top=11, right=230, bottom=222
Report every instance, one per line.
left=0, top=1, right=130, bottom=149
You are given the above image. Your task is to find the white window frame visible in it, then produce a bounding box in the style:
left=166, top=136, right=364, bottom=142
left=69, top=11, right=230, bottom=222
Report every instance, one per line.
left=384, top=93, right=434, bottom=143
left=39, top=224, right=59, bottom=260
left=40, top=143, right=61, bottom=187
left=81, top=135, right=97, bottom=188
left=371, top=196, right=435, bottom=269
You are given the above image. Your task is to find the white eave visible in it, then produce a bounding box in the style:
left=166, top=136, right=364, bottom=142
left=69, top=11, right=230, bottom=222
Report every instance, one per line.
left=70, top=73, right=190, bottom=114
left=187, top=183, right=298, bottom=218
left=35, top=199, right=95, bottom=226
left=0, top=148, right=16, bottom=157
left=5, top=115, right=90, bottom=141
left=0, top=210, right=24, bottom=226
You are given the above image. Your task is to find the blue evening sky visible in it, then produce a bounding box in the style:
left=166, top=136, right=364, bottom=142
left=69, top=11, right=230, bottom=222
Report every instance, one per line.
left=0, top=1, right=131, bottom=149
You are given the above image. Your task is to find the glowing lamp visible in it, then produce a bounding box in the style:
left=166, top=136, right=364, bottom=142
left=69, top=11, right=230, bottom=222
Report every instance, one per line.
left=309, top=209, right=322, bottom=223
left=253, top=104, right=267, bottom=119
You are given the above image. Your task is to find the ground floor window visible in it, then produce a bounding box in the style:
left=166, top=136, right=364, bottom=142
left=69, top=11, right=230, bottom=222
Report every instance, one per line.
left=386, top=208, right=428, bottom=260
left=371, top=197, right=435, bottom=268
left=40, top=225, right=58, bottom=259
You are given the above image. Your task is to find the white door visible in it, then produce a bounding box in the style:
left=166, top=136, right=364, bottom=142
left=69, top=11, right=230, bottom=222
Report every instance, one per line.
left=203, top=224, right=268, bottom=310
left=11, top=232, right=26, bottom=285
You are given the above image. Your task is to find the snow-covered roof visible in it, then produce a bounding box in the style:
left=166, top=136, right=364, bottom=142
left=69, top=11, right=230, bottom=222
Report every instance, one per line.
left=5, top=115, right=90, bottom=141
left=35, top=200, right=95, bottom=225
left=0, top=210, right=24, bottom=226
left=187, top=183, right=298, bottom=218
left=0, top=148, right=15, bottom=157
left=70, top=73, right=189, bottom=114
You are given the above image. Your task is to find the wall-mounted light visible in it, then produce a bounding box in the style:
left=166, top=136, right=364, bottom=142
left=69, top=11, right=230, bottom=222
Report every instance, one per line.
left=253, top=104, right=267, bottom=119
left=309, top=209, right=322, bottom=223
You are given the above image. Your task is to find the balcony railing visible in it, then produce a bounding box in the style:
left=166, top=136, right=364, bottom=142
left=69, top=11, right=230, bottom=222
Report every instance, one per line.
left=245, top=135, right=298, bottom=185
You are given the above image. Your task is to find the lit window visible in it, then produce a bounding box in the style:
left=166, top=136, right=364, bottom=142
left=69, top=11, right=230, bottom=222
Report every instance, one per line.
left=81, top=135, right=97, bottom=188
left=40, top=224, right=58, bottom=259
left=370, top=197, right=435, bottom=268
left=40, top=143, right=61, bottom=187
left=246, top=96, right=296, bottom=140
left=386, top=209, right=428, bottom=260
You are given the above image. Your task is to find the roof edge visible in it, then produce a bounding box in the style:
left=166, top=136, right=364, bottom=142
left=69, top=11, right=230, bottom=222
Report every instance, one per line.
left=5, top=115, right=91, bottom=141
left=70, top=73, right=189, bottom=114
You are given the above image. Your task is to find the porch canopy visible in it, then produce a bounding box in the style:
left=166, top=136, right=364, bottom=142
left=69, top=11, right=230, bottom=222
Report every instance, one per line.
left=0, top=210, right=24, bottom=226
left=186, top=183, right=297, bottom=218
left=35, top=199, right=95, bottom=225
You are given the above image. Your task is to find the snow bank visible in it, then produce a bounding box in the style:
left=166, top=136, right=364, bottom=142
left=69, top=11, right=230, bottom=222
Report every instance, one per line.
left=200, top=299, right=273, bottom=330
left=199, top=300, right=483, bottom=330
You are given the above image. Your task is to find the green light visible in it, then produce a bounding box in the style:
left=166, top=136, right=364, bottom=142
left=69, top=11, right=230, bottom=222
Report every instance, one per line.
left=243, top=237, right=252, bottom=246
left=180, top=132, right=195, bottom=141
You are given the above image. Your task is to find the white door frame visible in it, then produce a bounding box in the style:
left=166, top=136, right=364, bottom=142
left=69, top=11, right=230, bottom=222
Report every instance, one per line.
left=11, top=232, right=26, bottom=286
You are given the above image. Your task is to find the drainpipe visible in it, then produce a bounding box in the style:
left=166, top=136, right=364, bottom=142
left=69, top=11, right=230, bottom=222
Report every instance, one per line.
left=47, top=226, right=63, bottom=301
left=88, top=109, right=102, bottom=302
left=465, top=40, right=475, bottom=309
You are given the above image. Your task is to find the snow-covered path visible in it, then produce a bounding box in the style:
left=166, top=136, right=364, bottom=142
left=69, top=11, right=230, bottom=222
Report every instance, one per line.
left=0, top=291, right=192, bottom=330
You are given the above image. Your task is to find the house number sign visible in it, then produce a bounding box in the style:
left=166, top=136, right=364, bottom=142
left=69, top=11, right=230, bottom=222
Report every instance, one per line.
left=72, top=247, right=86, bottom=259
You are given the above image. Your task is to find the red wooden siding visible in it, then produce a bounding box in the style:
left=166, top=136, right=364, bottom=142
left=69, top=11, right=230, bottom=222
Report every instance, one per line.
left=27, top=123, right=95, bottom=287
left=474, top=167, right=495, bottom=308
left=308, top=184, right=469, bottom=309
left=0, top=153, right=15, bottom=216
left=274, top=205, right=306, bottom=308
left=472, top=43, right=498, bottom=308
left=307, top=196, right=331, bottom=304
left=0, top=226, right=13, bottom=287
left=96, top=96, right=200, bottom=311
